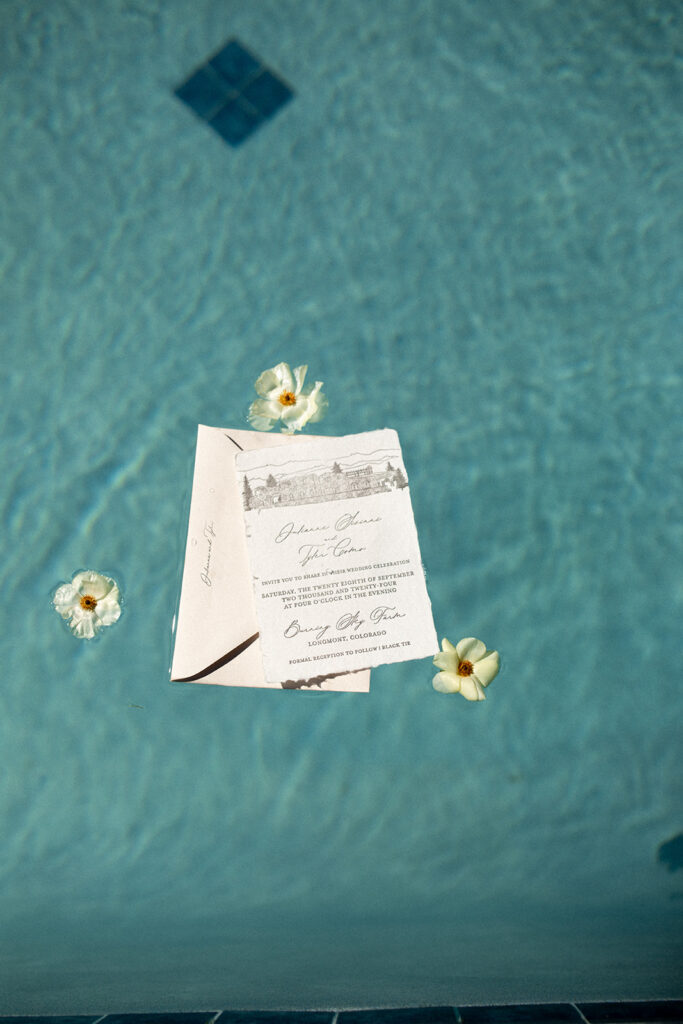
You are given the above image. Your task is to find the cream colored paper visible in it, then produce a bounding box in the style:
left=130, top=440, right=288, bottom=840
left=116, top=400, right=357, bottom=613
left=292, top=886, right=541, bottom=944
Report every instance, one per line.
left=170, top=425, right=371, bottom=692
left=236, top=429, right=438, bottom=685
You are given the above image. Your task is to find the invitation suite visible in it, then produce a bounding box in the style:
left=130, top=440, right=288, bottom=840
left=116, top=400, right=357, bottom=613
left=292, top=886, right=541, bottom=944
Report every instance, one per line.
left=236, top=429, right=437, bottom=685
left=170, top=426, right=371, bottom=691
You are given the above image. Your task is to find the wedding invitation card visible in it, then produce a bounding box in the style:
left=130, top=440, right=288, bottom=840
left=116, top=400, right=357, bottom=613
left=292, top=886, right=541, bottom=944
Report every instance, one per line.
left=236, top=429, right=437, bottom=685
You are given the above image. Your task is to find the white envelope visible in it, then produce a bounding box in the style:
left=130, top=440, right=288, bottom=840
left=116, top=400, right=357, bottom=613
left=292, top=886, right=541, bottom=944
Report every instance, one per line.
left=170, top=425, right=371, bottom=692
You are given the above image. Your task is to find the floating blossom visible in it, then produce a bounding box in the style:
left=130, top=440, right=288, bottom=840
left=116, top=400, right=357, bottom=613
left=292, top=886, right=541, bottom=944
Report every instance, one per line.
left=432, top=637, right=500, bottom=701
left=248, top=362, right=327, bottom=434
left=53, top=570, right=122, bottom=640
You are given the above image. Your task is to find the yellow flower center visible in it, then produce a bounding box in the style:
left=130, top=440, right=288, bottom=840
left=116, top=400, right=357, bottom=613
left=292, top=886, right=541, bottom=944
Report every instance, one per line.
left=278, top=389, right=297, bottom=406
left=80, top=594, right=98, bottom=611
left=457, top=659, right=474, bottom=677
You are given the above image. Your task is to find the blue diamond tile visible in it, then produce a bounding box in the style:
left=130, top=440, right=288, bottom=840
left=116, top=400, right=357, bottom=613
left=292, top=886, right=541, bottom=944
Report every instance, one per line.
left=175, top=38, right=294, bottom=144
left=241, top=69, right=293, bottom=118
left=174, top=66, right=233, bottom=119
left=209, top=96, right=263, bottom=145
left=209, top=39, right=260, bottom=88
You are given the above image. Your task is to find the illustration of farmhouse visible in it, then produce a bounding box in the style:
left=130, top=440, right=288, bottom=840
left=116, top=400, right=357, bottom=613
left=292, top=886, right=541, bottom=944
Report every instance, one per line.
left=242, top=459, right=408, bottom=510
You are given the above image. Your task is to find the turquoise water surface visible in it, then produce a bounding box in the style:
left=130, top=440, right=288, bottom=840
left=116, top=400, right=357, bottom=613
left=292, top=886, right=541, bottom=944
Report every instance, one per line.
left=1, top=0, right=681, bottom=1012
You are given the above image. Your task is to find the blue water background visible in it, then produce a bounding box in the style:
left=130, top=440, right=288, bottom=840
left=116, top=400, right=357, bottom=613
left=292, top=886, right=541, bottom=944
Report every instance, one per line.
left=1, top=0, right=681, bottom=1011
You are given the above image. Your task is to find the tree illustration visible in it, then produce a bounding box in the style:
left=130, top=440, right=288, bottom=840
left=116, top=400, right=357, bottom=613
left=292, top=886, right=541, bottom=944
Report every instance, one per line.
left=393, top=467, right=408, bottom=489
left=332, top=462, right=342, bottom=474
left=266, top=473, right=277, bottom=487
left=386, top=462, right=394, bottom=472
left=242, top=475, right=253, bottom=510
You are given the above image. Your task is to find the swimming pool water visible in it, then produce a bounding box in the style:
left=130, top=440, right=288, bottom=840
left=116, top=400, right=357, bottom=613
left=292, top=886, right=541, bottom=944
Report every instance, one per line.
left=0, top=0, right=681, bottom=1012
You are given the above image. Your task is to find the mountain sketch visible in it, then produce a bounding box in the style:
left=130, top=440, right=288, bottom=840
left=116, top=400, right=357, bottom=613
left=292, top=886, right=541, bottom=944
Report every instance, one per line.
left=242, top=458, right=408, bottom=510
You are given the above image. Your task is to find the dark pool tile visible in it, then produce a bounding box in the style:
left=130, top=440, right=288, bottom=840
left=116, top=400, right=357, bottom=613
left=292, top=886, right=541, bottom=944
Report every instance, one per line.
left=657, top=833, right=683, bottom=872
left=208, top=39, right=261, bottom=89
left=338, top=1008, right=456, bottom=1024
left=174, top=37, right=293, bottom=145
left=103, top=1015, right=217, bottom=1024
left=577, top=1002, right=683, bottom=1023
left=174, top=66, right=233, bottom=119
left=0, top=1018, right=101, bottom=1024
left=216, top=1012, right=334, bottom=1023
left=208, top=96, right=263, bottom=145
left=459, top=1008, right=581, bottom=1024
left=240, top=69, right=294, bottom=118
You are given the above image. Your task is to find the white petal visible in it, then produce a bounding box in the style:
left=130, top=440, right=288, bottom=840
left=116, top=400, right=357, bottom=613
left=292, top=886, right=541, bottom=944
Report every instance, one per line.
left=53, top=584, right=79, bottom=617
left=250, top=397, right=283, bottom=419
left=249, top=415, right=276, bottom=432
left=441, top=637, right=457, bottom=655
left=292, top=365, right=308, bottom=393
left=254, top=362, right=294, bottom=398
left=459, top=675, right=486, bottom=701
left=70, top=609, right=97, bottom=639
left=280, top=395, right=314, bottom=431
left=95, top=594, right=121, bottom=626
left=472, top=650, right=500, bottom=688
left=455, top=637, right=486, bottom=663
left=248, top=398, right=281, bottom=431
left=248, top=416, right=276, bottom=432
left=72, top=570, right=113, bottom=601
left=432, top=671, right=461, bottom=693
left=281, top=383, right=327, bottom=431
left=433, top=650, right=458, bottom=673
left=304, top=382, right=327, bottom=423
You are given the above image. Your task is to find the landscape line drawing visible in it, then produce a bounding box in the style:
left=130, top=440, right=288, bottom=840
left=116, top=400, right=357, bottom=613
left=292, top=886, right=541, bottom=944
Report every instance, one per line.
left=242, top=455, right=408, bottom=510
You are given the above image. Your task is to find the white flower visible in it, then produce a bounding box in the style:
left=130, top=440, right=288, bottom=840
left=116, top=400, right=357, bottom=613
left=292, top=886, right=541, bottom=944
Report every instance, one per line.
left=432, top=636, right=500, bottom=701
left=53, top=570, right=122, bottom=640
left=248, top=362, right=327, bottom=434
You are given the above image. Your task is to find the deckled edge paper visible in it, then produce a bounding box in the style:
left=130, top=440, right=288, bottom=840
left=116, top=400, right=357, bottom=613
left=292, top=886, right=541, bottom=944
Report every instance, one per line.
left=170, top=425, right=371, bottom=692
left=236, top=428, right=438, bottom=685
